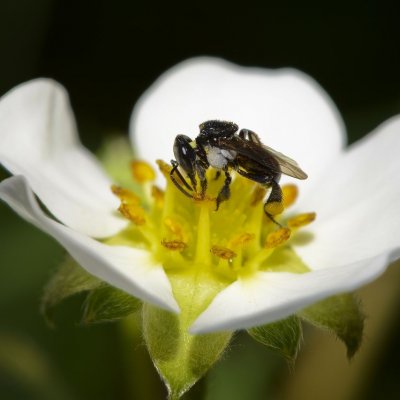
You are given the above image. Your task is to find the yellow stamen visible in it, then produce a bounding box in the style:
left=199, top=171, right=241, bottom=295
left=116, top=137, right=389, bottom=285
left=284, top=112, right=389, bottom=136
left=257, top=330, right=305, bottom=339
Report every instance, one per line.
left=131, top=160, right=156, bottom=183
left=287, top=212, right=316, bottom=229
left=110, top=158, right=313, bottom=282
left=193, top=193, right=215, bottom=203
left=156, top=159, right=172, bottom=177
left=282, top=184, right=298, bottom=208
left=229, top=233, right=255, bottom=270
left=264, top=227, right=291, bottom=248
left=251, top=186, right=266, bottom=206
left=161, top=239, right=187, bottom=251
left=111, top=185, right=140, bottom=205
left=230, top=233, right=255, bottom=247
left=151, top=185, right=165, bottom=208
left=164, top=217, right=186, bottom=242
left=118, top=203, right=146, bottom=225
left=211, top=245, right=237, bottom=260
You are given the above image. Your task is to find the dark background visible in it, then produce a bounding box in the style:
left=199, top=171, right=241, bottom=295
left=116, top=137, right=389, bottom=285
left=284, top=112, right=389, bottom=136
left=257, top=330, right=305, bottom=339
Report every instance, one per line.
left=1, top=2, right=400, bottom=146
left=1, top=2, right=400, bottom=399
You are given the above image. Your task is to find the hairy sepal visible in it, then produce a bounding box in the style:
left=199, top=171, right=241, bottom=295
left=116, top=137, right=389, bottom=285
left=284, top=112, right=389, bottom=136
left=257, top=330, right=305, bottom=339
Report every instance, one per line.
left=82, top=285, right=141, bottom=324
left=248, top=315, right=302, bottom=366
left=41, top=256, right=102, bottom=324
left=299, top=294, right=364, bottom=359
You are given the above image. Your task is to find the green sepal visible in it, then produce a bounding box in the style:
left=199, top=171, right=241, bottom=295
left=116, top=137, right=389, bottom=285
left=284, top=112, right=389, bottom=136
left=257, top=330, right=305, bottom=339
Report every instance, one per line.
left=142, top=304, right=232, bottom=400
left=82, top=285, right=141, bottom=324
left=298, top=294, right=364, bottom=359
left=41, top=257, right=102, bottom=324
left=248, top=315, right=302, bottom=365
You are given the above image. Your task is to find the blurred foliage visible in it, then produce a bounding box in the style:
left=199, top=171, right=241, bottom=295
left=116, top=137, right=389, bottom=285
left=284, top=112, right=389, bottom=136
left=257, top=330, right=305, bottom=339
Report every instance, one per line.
left=1, top=1, right=400, bottom=399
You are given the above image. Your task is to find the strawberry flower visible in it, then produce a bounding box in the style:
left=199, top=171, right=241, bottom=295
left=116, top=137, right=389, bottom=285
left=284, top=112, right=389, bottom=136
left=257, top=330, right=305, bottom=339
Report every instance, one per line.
left=1, top=57, right=399, bottom=398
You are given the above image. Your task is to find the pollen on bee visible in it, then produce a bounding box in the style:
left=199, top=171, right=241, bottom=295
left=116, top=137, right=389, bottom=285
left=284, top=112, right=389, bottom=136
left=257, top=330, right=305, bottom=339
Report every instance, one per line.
left=161, top=239, right=187, bottom=251
left=264, top=201, right=284, bottom=216
left=211, top=245, right=237, bottom=260
left=131, top=160, right=156, bottom=183
left=264, top=227, right=291, bottom=248
left=282, top=184, right=298, bottom=208
left=287, top=212, right=316, bottom=229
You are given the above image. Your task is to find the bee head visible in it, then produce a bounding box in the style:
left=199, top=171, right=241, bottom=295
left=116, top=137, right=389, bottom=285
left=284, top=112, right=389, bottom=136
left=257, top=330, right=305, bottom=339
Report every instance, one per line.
left=173, top=134, right=196, bottom=177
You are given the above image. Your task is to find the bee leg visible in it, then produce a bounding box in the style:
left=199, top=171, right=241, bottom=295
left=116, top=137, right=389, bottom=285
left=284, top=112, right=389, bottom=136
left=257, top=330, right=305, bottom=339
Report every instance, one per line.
left=215, top=170, right=232, bottom=211
left=214, top=170, right=221, bottom=180
left=196, top=163, right=208, bottom=198
left=264, top=180, right=284, bottom=227
left=236, top=168, right=283, bottom=227
left=238, top=128, right=262, bottom=144
left=170, top=160, right=195, bottom=199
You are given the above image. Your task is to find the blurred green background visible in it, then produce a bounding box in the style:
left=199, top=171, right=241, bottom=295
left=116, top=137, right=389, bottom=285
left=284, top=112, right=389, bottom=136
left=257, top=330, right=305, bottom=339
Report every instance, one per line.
left=1, top=2, right=400, bottom=399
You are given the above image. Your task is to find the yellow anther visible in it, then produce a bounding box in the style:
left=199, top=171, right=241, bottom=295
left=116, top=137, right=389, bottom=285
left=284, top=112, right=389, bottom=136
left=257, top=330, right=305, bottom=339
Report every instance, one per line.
left=118, top=203, right=146, bottom=225
left=193, top=194, right=216, bottom=208
left=211, top=245, right=237, bottom=260
left=111, top=185, right=140, bottom=205
left=264, top=227, right=291, bottom=248
left=131, top=160, right=156, bottom=183
left=156, top=159, right=172, bottom=177
left=282, top=184, right=298, bottom=208
left=251, top=186, right=267, bottom=206
left=151, top=185, right=164, bottom=208
left=161, top=239, right=186, bottom=251
left=230, top=233, right=255, bottom=247
left=164, top=217, right=186, bottom=241
left=287, top=212, right=316, bottom=229
left=264, top=201, right=284, bottom=216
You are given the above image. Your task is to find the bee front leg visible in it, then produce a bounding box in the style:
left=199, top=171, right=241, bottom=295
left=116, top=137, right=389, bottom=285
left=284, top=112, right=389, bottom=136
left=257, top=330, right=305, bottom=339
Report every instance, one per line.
left=215, top=169, right=232, bottom=211
left=170, top=160, right=195, bottom=199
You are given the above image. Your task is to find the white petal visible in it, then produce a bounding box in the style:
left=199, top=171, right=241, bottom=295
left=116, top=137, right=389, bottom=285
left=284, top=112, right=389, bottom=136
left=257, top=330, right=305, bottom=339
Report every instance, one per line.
left=0, top=79, right=127, bottom=238
left=295, top=115, right=400, bottom=270
left=130, top=57, right=345, bottom=190
left=190, top=250, right=399, bottom=333
left=0, top=176, right=179, bottom=313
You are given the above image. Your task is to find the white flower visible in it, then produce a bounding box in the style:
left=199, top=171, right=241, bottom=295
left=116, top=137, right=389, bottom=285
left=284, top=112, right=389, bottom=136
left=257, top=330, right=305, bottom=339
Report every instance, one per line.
left=1, top=57, right=399, bottom=334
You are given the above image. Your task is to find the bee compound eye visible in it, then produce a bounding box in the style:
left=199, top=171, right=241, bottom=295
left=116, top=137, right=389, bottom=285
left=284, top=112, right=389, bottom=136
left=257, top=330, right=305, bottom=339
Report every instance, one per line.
left=173, top=135, right=196, bottom=174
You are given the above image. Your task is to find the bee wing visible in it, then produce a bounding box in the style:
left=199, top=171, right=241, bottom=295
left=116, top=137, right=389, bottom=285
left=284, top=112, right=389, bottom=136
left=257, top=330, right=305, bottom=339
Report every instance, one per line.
left=262, top=145, right=308, bottom=179
left=218, top=136, right=308, bottom=180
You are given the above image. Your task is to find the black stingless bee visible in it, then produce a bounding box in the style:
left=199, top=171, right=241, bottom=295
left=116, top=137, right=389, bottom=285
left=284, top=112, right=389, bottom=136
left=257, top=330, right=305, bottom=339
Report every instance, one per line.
left=170, top=120, right=307, bottom=224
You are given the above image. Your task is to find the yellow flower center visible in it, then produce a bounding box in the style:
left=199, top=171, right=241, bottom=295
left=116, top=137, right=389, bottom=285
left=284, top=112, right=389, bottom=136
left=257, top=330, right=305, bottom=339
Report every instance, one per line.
left=109, top=160, right=315, bottom=285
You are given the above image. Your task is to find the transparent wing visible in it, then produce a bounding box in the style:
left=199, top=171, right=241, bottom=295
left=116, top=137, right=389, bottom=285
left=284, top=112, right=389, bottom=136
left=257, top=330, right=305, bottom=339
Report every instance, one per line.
left=263, top=145, right=308, bottom=179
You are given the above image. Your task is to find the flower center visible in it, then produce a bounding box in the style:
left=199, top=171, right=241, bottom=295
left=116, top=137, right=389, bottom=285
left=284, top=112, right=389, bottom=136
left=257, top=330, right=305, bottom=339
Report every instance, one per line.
left=108, top=160, right=315, bottom=284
